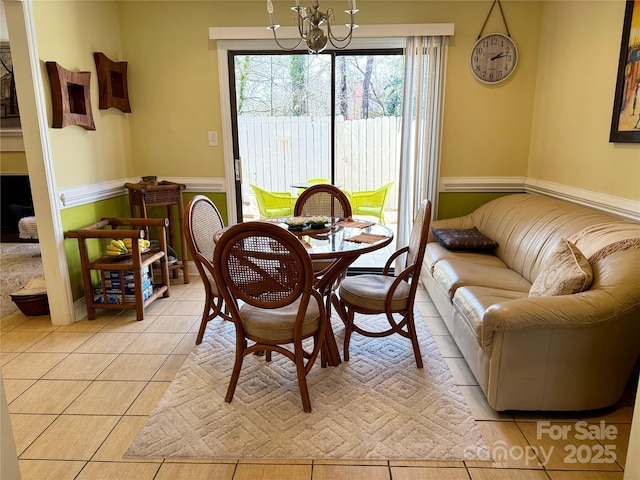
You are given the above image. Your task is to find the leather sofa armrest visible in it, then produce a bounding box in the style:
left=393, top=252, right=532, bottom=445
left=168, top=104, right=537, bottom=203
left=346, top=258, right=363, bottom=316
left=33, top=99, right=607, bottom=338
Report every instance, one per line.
left=480, top=248, right=640, bottom=349
left=481, top=291, right=622, bottom=349
left=482, top=291, right=620, bottom=347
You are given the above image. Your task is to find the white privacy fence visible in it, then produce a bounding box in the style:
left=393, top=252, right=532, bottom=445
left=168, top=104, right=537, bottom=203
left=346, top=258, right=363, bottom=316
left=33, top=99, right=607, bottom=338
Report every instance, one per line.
left=238, top=115, right=401, bottom=210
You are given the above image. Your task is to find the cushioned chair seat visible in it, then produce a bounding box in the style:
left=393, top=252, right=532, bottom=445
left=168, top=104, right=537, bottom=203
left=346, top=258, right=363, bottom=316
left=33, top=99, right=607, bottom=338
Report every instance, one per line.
left=267, top=206, right=293, bottom=217
left=338, top=272, right=411, bottom=312
left=207, top=277, right=219, bottom=296
left=354, top=206, right=381, bottom=217
left=312, top=259, right=334, bottom=273
left=213, top=221, right=326, bottom=413
left=333, top=200, right=432, bottom=367
left=240, top=296, right=322, bottom=341
left=250, top=184, right=296, bottom=219
left=348, top=182, right=394, bottom=225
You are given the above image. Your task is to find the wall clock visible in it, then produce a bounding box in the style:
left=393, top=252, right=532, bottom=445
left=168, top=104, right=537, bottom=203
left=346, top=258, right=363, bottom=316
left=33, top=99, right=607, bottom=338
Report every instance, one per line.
left=469, top=33, right=518, bottom=84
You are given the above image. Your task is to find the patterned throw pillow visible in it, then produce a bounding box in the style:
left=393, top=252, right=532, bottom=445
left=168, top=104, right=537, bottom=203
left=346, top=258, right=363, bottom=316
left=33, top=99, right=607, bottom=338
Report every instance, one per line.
left=431, top=227, right=499, bottom=251
left=529, top=239, right=593, bottom=297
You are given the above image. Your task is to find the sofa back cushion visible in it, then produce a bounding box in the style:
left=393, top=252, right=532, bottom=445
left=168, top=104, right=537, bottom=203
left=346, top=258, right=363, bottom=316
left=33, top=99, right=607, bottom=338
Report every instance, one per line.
left=567, top=221, right=640, bottom=260
left=469, top=194, right=617, bottom=282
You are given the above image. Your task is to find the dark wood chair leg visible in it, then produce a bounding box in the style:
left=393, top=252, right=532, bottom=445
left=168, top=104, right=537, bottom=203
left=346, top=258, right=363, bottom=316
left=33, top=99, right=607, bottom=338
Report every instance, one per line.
left=406, top=313, right=423, bottom=368
left=225, top=351, right=245, bottom=403
left=295, top=355, right=312, bottom=413
left=343, top=308, right=355, bottom=362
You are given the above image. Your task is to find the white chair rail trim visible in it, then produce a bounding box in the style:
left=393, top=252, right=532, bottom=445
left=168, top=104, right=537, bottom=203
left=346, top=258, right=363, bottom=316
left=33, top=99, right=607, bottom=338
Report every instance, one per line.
left=58, top=177, right=226, bottom=209
left=440, top=176, right=640, bottom=222
left=57, top=175, right=639, bottom=222
left=525, top=177, right=640, bottom=223
left=0, top=129, right=25, bottom=151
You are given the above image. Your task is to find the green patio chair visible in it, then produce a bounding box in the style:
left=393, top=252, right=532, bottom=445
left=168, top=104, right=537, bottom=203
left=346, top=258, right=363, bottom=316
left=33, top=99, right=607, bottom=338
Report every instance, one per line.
left=297, top=177, right=331, bottom=196
left=348, top=182, right=394, bottom=225
left=306, top=177, right=331, bottom=184
left=250, top=184, right=296, bottom=219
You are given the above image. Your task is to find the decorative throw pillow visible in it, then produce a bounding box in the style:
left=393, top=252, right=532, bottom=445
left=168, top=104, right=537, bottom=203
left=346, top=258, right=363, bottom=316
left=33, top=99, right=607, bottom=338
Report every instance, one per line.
left=588, top=237, right=640, bottom=264
left=529, top=239, right=593, bottom=297
left=431, top=227, right=499, bottom=251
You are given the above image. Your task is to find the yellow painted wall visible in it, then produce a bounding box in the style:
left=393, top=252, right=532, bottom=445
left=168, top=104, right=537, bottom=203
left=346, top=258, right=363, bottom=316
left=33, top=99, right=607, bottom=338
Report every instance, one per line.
left=529, top=1, right=640, bottom=201
left=431, top=1, right=542, bottom=177
left=0, top=151, right=28, bottom=173
left=117, top=1, right=542, bottom=181
left=32, top=0, right=133, bottom=189
left=118, top=2, right=225, bottom=178
left=26, top=0, right=638, bottom=205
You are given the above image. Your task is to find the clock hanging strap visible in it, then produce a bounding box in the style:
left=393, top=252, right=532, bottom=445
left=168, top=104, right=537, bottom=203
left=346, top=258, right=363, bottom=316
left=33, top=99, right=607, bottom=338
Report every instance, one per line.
left=477, top=0, right=512, bottom=39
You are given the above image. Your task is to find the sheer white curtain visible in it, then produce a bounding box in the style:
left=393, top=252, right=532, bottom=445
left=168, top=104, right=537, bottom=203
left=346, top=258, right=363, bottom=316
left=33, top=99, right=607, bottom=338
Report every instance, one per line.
left=396, top=36, right=448, bottom=261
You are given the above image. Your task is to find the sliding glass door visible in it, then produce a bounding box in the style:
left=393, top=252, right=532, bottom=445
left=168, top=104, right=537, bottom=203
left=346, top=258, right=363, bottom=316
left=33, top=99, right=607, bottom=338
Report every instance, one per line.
left=231, top=53, right=332, bottom=209
left=229, top=49, right=403, bottom=227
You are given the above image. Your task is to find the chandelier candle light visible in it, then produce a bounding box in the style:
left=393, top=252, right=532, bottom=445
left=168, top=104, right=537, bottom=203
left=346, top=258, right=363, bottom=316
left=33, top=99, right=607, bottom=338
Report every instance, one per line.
left=266, top=0, right=359, bottom=53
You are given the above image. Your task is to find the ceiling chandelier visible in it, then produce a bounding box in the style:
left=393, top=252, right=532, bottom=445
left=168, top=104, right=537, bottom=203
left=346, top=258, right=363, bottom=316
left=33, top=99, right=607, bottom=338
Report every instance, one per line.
left=266, top=0, right=359, bottom=53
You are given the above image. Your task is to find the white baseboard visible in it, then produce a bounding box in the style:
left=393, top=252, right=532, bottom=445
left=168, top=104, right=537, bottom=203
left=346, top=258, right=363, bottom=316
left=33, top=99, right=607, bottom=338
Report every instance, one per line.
left=73, top=297, right=87, bottom=324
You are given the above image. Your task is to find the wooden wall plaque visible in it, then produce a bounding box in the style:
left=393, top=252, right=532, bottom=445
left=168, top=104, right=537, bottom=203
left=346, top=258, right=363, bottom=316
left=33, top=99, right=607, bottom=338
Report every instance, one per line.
left=93, top=52, right=131, bottom=113
left=45, top=61, right=95, bottom=130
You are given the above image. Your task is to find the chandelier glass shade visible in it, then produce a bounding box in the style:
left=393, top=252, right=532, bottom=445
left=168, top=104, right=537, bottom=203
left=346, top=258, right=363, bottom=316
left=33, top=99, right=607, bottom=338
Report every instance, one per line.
left=266, top=0, right=359, bottom=53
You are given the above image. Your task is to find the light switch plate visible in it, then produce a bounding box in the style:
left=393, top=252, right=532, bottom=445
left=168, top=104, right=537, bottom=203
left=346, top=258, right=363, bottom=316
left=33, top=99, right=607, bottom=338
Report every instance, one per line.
left=208, top=131, right=218, bottom=147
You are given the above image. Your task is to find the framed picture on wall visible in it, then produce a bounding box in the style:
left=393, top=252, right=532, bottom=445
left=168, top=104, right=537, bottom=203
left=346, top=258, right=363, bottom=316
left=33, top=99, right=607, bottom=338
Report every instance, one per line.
left=610, top=0, right=640, bottom=143
left=0, top=42, right=21, bottom=131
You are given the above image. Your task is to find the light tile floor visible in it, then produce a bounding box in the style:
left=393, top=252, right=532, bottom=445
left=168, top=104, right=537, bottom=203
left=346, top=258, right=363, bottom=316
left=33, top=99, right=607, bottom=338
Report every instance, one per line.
left=1, top=277, right=636, bottom=480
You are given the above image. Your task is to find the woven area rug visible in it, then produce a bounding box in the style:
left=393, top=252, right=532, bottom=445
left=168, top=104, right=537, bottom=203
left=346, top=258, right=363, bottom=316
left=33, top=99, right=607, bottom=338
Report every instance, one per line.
left=0, top=243, right=43, bottom=318
left=126, top=312, right=491, bottom=461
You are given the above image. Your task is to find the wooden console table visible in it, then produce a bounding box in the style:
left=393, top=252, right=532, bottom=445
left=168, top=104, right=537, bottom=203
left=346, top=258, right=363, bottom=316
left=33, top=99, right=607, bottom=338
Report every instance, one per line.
left=124, top=180, right=189, bottom=283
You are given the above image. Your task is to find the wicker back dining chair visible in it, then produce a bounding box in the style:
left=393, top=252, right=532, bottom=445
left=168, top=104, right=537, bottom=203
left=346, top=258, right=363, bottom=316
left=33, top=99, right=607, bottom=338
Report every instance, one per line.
left=212, top=221, right=327, bottom=412
left=332, top=199, right=432, bottom=368
left=296, top=177, right=331, bottom=196
left=184, top=195, right=229, bottom=344
left=294, top=184, right=352, bottom=219
left=293, top=183, right=353, bottom=287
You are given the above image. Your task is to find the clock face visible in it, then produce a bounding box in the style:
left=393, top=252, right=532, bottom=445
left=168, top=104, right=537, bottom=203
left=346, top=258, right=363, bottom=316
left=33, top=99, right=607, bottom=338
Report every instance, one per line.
left=470, top=33, right=518, bottom=84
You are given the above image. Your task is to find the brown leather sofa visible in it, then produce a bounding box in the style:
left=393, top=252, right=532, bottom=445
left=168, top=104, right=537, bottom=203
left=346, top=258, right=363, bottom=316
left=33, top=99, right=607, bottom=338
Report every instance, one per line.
left=421, top=193, right=640, bottom=411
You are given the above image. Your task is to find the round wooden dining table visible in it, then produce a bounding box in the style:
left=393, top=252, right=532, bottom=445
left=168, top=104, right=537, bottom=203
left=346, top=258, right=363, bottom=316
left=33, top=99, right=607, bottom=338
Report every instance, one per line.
left=216, top=217, right=394, bottom=366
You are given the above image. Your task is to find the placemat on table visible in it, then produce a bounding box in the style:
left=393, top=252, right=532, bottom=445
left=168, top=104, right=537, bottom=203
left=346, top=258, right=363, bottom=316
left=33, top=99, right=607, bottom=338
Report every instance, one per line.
left=345, top=233, right=388, bottom=244
left=334, top=219, right=375, bottom=228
